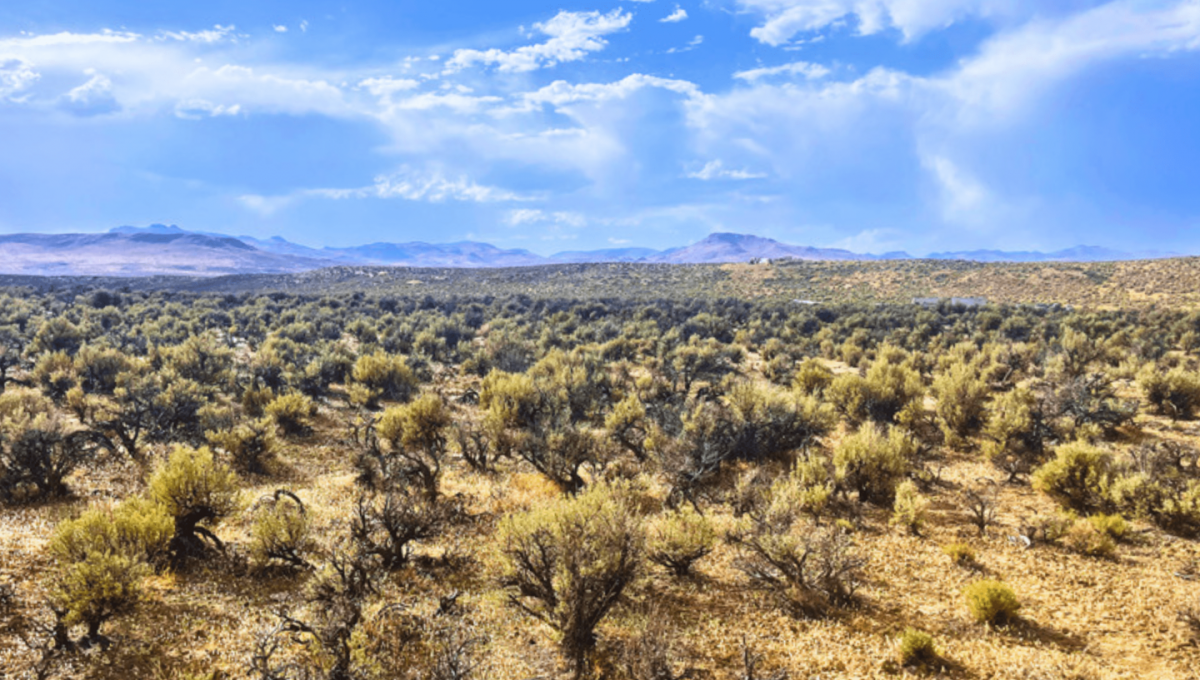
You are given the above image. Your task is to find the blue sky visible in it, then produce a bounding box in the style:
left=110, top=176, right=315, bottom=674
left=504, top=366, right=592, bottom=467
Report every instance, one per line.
left=1, top=0, right=1199, bottom=255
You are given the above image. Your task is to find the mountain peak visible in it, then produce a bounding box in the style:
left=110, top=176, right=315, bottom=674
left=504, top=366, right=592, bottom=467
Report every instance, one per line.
left=109, top=224, right=186, bottom=235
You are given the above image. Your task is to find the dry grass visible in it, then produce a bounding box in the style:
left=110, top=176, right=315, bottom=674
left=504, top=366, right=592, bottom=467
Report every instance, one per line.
left=3, top=384, right=1200, bottom=680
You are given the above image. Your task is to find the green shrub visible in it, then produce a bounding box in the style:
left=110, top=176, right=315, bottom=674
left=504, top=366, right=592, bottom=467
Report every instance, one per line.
left=896, top=628, right=938, bottom=667
left=498, top=483, right=643, bottom=678
left=833, top=424, right=915, bottom=505
left=1031, top=442, right=1112, bottom=512
left=375, top=393, right=451, bottom=499
left=206, top=417, right=279, bottom=475
left=1088, top=513, right=1130, bottom=541
left=351, top=351, right=418, bottom=406
left=964, top=579, right=1021, bottom=625
left=51, top=550, right=146, bottom=640
left=1139, top=364, right=1200, bottom=420
left=890, top=480, right=929, bottom=536
left=826, top=352, right=924, bottom=426
left=791, top=358, right=833, bottom=396
left=50, top=497, right=173, bottom=570
left=250, top=490, right=312, bottom=570
left=32, top=351, right=76, bottom=401
left=732, top=516, right=863, bottom=618
left=148, top=445, right=240, bottom=562
left=1063, top=519, right=1116, bottom=558
left=265, top=392, right=317, bottom=436
left=982, top=387, right=1047, bottom=481
left=647, top=506, right=716, bottom=577
left=241, top=386, right=274, bottom=418
left=0, top=409, right=92, bottom=503
left=932, top=362, right=990, bottom=448
left=943, top=542, right=977, bottom=566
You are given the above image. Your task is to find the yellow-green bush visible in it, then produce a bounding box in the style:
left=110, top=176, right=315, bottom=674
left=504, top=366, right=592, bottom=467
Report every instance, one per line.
left=498, top=483, right=643, bottom=677
left=833, top=424, right=915, bottom=505
left=647, top=506, right=715, bottom=577
left=1031, top=441, right=1112, bottom=512
left=250, top=491, right=312, bottom=570
left=1088, top=513, right=1129, bottom=541
left=51, top=550, right=147, bottom=640
left=982, top=387, right=1045, bottom=481
left=265, top=392, right=316, bottom=436
left=351, top=351, right=418, bottom=406
left=1138, top=364, right=1200, bottom=420
left=206, top=417, right=278, bottom=474
left=149, top=445, right=240, bottom=560
left=1063, top=519, right=1116, bottom=558
left=933, top=361, right=990, bottom=448
left=890, top=480, right=929, bottom=536
left=792, top=357, right=833, bottom=396
left=896, top=628, right=938, bottom=667
left=50, top=497, right=173, bottom=570
left=964, top=579, right=1021, bottom=624
left=943, top=542, right=977, bottom=566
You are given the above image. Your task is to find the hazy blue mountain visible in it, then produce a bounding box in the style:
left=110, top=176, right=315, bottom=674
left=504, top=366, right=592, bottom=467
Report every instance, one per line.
left=0, top=225, right=1185, bottom=276
left=550, top=247, right=660, bottom=263
left=927, top=245, right=1180, bottom=262
left=326, top=241, right=545, bottom=267
left=644, top=233, right=873, bottom=263
left=0, top=228, right=332, bottom=276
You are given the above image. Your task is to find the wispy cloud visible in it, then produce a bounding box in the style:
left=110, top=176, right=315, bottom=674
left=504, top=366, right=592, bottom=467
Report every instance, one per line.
left=734, top=60, right=830, bottom=82
left=661, top=6, right=688, bottom=23
left=445, top=10, right=631, bottom=73
left=686, top=160, right=767, bottom=181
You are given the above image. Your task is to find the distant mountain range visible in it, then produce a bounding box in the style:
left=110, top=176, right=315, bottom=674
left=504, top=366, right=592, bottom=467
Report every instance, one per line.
left=0, top=224, right=1182, bottom=277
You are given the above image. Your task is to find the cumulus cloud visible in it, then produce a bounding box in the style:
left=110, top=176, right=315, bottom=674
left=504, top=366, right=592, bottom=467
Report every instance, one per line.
left=0, top=57, right=38, bottom=99
left=59, top=71, right=120, bottom=115
left=273, top=25, right=288, bottom=33
left=445, top=9, right=631, bottom=72
left=735, top=0, right=1013, bottom=45
left=686, top=160, right=767, bottom=180
left=734, top=60, right=830, bottom=81
left=661, top=6, right=689, bottom=22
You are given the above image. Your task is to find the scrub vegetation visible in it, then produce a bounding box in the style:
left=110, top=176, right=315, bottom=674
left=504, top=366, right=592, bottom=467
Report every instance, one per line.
left=0, top=272, right=1199, bottom=679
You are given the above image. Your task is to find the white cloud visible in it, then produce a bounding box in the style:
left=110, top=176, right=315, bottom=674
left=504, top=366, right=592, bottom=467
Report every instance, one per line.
left=734, top=60, right=830, bottom=81
left=504, top=209, right=586, bottom=227
left=174, top=98, right=242, bottom=119
left=358, top=76, right=421, bottom=101
left=321, top=168, right=537, bottom=203
left=0, top=29, right=141, bottom=49
left=937, top=0, right=1200, bottom=124
left=0, top=57, right=38, bottom=99
left=666, top=35, right=704, bottom=53
left=661, top=6, right=689, bottom=23
left=273, top=25, right=288, bottom=33
left=924, top=155, right=987, bottom=221
left=300, top=20, right=309, bottom=33
left=686, top=160, right=767, bottom=180
left=60, top=71, right=120, bottom=115
left=445, top=9, right=631, bottom=72
left=735, top=0, right=1026, bottom=45
left=522, top=73, right=701, bottom=108
left=159, top=25, right=236, bottom=43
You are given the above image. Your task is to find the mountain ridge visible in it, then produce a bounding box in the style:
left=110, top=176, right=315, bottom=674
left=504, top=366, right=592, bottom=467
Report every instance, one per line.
left=0, top=224, right=1181, bottom=277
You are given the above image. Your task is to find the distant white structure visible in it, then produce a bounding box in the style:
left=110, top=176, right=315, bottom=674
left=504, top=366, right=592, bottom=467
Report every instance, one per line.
left=913, top=296, right=988, bottom=307
left=792, top=299, right=819, bottom=305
